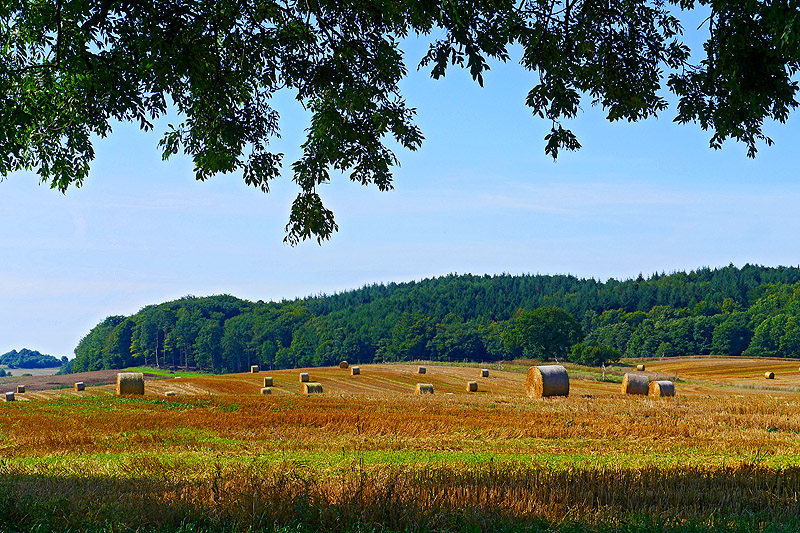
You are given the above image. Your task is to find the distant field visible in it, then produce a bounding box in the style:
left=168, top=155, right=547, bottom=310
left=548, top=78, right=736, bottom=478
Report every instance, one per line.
left=0, top=365, right=61, bottom=377
left=0, top=368, right=164, bottom=392
left=1, top=357, right=799, bottom=532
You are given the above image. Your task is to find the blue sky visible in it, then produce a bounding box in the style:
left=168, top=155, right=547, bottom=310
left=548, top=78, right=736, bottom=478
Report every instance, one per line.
left=3, top=32, right=800, bottom=359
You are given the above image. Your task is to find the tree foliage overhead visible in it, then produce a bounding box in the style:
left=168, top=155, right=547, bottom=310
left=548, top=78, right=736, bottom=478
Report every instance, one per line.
left=3, top=1, right=799, bottom=242
left=68, top=264, right=800, bottom=374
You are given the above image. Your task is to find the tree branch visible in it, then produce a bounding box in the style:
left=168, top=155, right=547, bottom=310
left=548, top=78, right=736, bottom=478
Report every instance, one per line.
left=55, top=0, right=62, bottom=65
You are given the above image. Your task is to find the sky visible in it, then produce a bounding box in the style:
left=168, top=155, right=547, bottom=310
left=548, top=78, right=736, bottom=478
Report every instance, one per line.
left=4, top=27, right=800, bottom=359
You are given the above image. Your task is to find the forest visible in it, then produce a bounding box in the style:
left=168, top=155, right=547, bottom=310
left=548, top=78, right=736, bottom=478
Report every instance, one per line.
left=65, top=264, right=800, bottom=374
left=0, top=349, right=64, bottom=369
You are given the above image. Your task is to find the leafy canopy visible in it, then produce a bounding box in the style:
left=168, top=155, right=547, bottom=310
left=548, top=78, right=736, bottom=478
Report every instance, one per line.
left=504, top=306, right=584, bottom=361
left=2, top=1, right=798, bottom=243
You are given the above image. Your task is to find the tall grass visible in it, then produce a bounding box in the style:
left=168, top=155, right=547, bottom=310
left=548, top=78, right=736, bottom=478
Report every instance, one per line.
left=1, top=460, right=799, bottom=532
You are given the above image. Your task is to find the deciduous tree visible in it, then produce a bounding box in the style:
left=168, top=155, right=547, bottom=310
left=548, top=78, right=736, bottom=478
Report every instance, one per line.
left=504, top=306, right=583, bottom=361
left=3, top=1, right=798, bottom=242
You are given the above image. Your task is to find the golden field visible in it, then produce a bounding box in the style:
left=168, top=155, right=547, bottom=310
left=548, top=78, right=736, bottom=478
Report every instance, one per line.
left=1, top=357, right=800, bottom=531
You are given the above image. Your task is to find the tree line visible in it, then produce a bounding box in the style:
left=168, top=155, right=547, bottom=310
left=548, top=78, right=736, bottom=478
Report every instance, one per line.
left=65, top=264, right=800, bottom=374
left=0, top=349, right=65, bottom=369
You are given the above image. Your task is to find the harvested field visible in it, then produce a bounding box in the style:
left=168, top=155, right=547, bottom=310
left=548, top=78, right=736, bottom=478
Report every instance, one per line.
left=0, top=366, right=61, bottom=377
left=16, top=358, right=800, bottom=401
left=0, top=369, right=163, bottom=394
left=629, top=356, right=800, bottom=394
left=3, top=357, right=800, bottom=532
left=4, top=359, right=800, bottom=464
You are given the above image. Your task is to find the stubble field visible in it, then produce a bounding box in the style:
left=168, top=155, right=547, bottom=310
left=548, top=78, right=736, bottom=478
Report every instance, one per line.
left=1, top=357, right=799, bottom=532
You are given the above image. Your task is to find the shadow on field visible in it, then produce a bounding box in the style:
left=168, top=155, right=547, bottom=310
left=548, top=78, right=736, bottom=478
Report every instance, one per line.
left=0, top=461, right=798, bottom=532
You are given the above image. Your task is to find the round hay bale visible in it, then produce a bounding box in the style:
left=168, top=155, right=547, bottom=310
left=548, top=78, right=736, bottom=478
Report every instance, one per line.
left=649, top=380, right=675, bottom=397
left=418, top=366, right=426, bottom=374
left=116, top=372, right=144, bottom=396
left=621, top=373, right=649, bottom=395
left=338, top=360, right=349, bottom=369
left=250, top=365, right=259, bottom=374
left=165, top=391, right=176, bottom=397
left=350, top=366, right=360, bottom=375
left=74, top=382, right=85, bottom=392
left=302, top=382, right=323, bottom=394
left=263, top=376, right=273, bottom=387
left=636, top=364, right=646, bottom=371
left=299, top=372, right=309, bottom=383
left=260, top=387, right=272, bottom=395
left=16, top=385, right=25, bottom=394
left=4, top=392, right=14, bottom=402
left=526, top=365, right=569, bottom=398
left=765, top=371, right=775, bottom=379
left=480, top=369, right=489, bottom=378
left=415, top=383, right=434, bottom=395
left=466, top=381, right=478, bottom=392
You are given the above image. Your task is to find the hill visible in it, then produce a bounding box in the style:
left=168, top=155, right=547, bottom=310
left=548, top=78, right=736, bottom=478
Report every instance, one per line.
left=0, top=348, right=65, bottom=369
left=68, top=264, right=800, bottom=374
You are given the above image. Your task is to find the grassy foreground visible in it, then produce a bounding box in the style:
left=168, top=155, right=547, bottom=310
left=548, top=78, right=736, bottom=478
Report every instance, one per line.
left=2, top=360, right=800, bottom=531
left=1, top=459, right=800, bottom=532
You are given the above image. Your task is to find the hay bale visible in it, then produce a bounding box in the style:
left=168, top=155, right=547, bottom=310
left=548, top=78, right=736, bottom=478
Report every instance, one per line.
left=250, top=365, right=259, bottom=373
left=116, top=372, right=144, bottom=396
left=466, top=381, right=478, bottom=392
left=636, top=364, right=646, bottom=371
left=351, top=366, right=360, bottom=375
left=621, top=373, right=649, bottom=395
left=415, top=383, right=434, bottom=394
left=16, top=385, right=25, bottom=394
left=649, top=380, right=675, bottom=397
left=526, top=365, right=569, bottom=398
left=339, top=360, right=349, bottom=369
left=4, top=392, right=14, bottom=402
left=299, top=372, right=309, bottom=383
left=74, top=382, right=85, bottom=392
left=260, top=387, right=272, bottom=395
left=480, top=368, right=489, bottom=378
left=765, top=371, right=775, bottom=379
left=418, top=366, right=426, bottom=374
left=165, top=391, right=176, bottom=397
left=302, top=382, right=323, bottom=394
left=263, top=376, right=273, bottom=387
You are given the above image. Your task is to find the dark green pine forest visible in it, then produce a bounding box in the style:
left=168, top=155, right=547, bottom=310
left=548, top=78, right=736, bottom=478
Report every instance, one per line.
left=65, top=265, right=800, bottom=374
